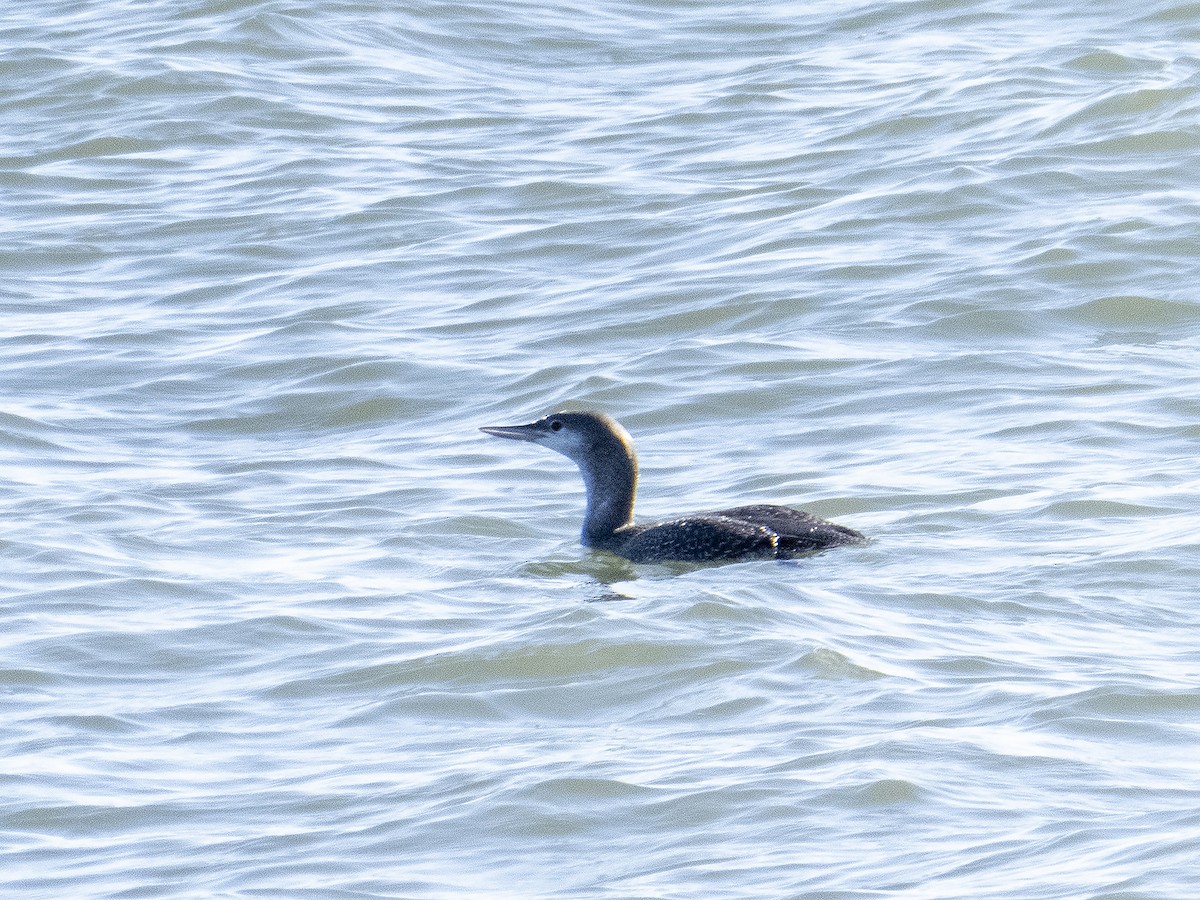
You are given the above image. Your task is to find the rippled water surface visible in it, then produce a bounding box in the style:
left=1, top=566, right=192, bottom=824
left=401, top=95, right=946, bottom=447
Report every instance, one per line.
left=4, top=0, right=1200, bottom=896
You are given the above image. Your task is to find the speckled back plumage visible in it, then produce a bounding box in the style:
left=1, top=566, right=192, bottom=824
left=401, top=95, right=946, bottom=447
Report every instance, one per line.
left=707, top=505, right=866, bottom=557
left=600, top=515, right=780, bottom=563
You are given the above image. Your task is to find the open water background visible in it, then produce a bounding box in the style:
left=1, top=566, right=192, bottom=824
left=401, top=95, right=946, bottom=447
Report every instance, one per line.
left=3, top=0, right=1200, bottom=896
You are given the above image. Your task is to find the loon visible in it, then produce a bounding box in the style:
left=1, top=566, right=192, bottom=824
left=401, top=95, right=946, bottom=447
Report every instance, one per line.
left=480, top=411, right=865, bottom=564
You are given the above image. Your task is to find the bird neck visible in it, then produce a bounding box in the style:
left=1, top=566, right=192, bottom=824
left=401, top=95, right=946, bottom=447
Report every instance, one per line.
left=577, top=439, right=637, bottom=544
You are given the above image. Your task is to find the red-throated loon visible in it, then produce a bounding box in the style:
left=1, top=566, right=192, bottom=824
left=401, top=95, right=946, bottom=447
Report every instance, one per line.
left=480, top=411, right=865, bottom=564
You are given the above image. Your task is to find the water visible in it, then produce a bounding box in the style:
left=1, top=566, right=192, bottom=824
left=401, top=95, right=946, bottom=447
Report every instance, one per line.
left=3, top=0, right=1200, bottom=896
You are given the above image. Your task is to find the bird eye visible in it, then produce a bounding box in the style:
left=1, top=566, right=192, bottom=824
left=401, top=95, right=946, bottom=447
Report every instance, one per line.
left=549, top=419, right=563, bottom=431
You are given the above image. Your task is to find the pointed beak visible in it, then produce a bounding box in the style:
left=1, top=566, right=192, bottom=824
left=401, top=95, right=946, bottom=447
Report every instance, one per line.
left=480, top=422, right=545, bottom=443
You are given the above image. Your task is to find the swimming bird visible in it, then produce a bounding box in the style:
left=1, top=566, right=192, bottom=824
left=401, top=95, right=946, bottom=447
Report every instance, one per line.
left=480, top=411, right=865, bottom=564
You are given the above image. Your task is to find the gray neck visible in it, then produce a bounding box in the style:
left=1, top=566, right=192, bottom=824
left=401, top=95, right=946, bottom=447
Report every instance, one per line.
left=575, top=437, right=637, bottom=544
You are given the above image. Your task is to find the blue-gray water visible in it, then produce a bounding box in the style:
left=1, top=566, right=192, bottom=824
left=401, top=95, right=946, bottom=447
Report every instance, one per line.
left=4, top=0, right=1200, bottom=896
